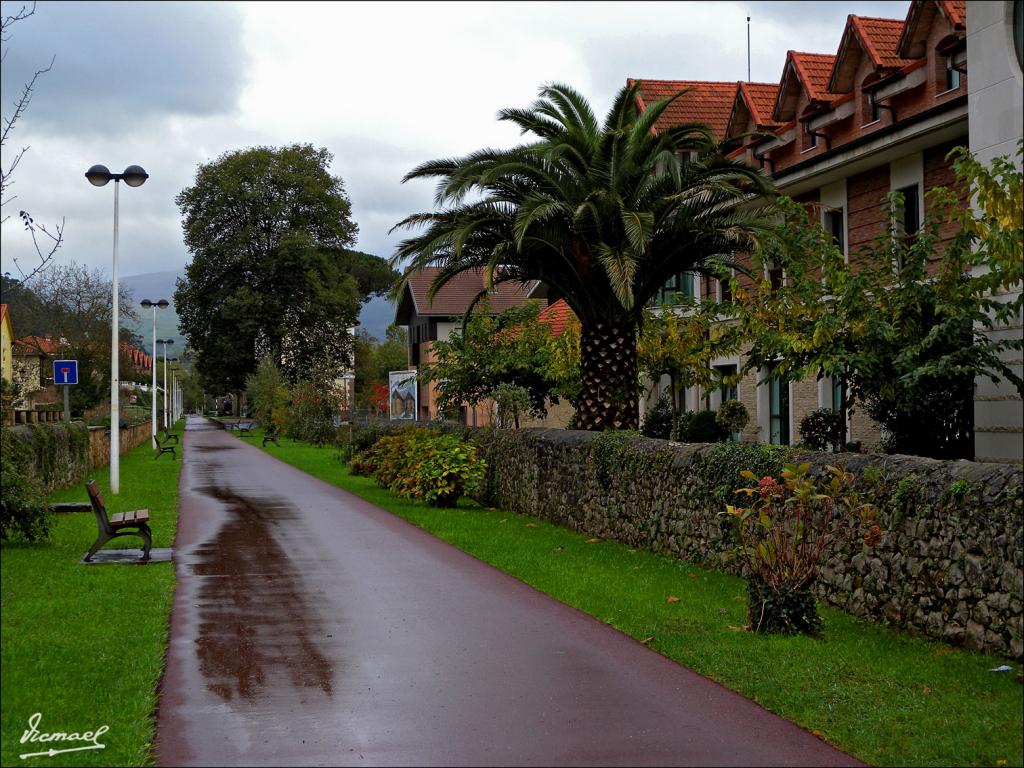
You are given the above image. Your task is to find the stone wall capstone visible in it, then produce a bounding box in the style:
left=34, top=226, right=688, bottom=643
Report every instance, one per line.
left=472, top=428, right=1023, bottom=659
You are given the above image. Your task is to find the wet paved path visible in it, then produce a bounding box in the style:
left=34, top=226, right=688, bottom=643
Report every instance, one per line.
left=155, top=416, right=861, bottom=767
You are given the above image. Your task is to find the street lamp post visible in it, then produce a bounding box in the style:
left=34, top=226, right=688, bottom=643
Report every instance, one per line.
left=86, top=164, right=148, bottom=495
left=156, top=339, right=174, bottom=429
left=140, top=300, right=169, bottom=447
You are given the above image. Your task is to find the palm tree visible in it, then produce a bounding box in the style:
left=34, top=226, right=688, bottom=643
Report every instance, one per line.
left=392, top=82, right=775, bottom=430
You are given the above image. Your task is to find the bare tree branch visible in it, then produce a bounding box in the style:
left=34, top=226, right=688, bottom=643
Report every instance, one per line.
left=1, top=1, right=62, bottom=282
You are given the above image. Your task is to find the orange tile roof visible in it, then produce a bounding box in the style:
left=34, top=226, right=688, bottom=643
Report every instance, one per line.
left=853, top=16, right=915, bottom=69
left=738, top=82, right=782, bottom=128
left=537, top=299, right=576, bottom=338
left=940, top=0, right=966, bottom=27
left=14, top=335, right=60, bottom=355
left=628, top=79, right=738, bottom=141
left=402, top=267, right=538, bottom=318
left=789, top=52, right=841, bottom=103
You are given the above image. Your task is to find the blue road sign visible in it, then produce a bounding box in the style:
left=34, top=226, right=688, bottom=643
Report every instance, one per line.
left=53, top=360, right=78, bottom=386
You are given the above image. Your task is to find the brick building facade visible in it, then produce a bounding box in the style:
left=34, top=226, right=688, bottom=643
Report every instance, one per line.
left=629, top=0, right=1019, bottom=457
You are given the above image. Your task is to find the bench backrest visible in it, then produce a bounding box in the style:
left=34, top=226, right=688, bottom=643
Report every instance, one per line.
left=85, top=480, right=112, bottom=533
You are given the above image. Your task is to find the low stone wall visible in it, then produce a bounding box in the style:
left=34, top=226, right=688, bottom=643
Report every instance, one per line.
left=87, top=422, right=153, bottom=469
left=475, top=429, right=1023, bottom=659
left=3, top=422, right=91, bottom=492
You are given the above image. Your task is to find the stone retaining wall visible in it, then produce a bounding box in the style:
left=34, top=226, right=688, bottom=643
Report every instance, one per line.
left=87, top=422, right=153, bottom=469
left=476, top=429, right=1023, bottom=658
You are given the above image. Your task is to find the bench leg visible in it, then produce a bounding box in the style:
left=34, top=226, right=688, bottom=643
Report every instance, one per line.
left=84, top=531, right=112, bottom=562
left=137, top=524, right=153, bottom=562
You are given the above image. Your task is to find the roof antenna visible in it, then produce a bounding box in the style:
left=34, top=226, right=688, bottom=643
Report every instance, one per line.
left=747, top=16, right=751, bottom=81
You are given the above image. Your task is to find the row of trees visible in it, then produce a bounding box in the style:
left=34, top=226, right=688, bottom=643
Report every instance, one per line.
left=393, top=82, right=1022, bottom=456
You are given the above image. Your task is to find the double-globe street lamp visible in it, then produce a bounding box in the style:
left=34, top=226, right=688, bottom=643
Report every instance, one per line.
left=86, top=164, right=148, bottom=495
left=140, top=299, right=169, bottom=447
left=156, top=339, right=175, bottom=429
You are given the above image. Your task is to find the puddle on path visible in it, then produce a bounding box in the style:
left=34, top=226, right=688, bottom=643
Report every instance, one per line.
left=190, top=473, right=334, bottom=704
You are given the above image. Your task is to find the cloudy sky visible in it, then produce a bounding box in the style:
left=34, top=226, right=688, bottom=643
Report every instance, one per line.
left=1, top=0, right=910, bottom=281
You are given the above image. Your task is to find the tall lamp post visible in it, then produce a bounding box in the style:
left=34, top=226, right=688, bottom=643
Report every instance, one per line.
left=156, top=339, right=175, bottom=429
left=140, top=300, right=169, bottom=447
left=86, top=164, right=148, bottom=495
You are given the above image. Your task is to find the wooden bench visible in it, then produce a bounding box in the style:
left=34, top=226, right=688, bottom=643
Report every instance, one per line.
left=155, top=429, right=176, bottom=460
left=237, top=421, right=256, bottom=435
left=262, top=428, right=280, bottom=447
left=84, top=480, right=152, bottom=562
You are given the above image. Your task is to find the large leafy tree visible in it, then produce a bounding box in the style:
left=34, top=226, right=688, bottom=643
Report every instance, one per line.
left=174, top=144, right=395, bottom=394
left=392, top=82, right=775, bottom=430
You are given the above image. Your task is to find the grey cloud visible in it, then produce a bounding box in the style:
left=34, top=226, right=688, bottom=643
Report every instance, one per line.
left=739, top=1, right=911, bottom=26
left=1, top=1, right=247, bottom=135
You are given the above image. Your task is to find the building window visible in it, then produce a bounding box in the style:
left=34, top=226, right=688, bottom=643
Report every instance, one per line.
left=896, top=183, right=920, bottom=236
left=656, top=271, right=696, bottom=306
left=831, top=376, right=846, bottom=414
left=715, top=364, right=738, bottom=402
left=945, top=58, right=960, bottom=91
left=767, top=365, right=789, bottom=446
left=767, top=263, right=784, bottom=293
left=803, top=124, right=818, bottom=151
left=718, top=276, right=733, bottom=303
left=824, top=208, right=844, bottom=254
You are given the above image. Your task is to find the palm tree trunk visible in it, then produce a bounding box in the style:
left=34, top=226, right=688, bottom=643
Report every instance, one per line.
left=575, top=320, right=638, bottom=431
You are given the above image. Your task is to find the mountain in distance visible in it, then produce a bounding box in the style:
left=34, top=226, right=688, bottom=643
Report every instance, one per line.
left=120, top=269, right=399, bottom=352
left=357, top=294, right=396, bottom=341
left=120, top=270, right=185, bottom=354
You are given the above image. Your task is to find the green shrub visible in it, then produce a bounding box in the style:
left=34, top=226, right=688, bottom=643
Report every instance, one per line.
left=0, top=457, right=50, bottom=541
left=641, top=394, right=674, bottom=439
left=351, top=428, right=485, bottom=507
left=677, top=410, right=728, bottom=443
left=245, top=357, right=290, bottom=432
left=283, top=380, right=342, bottom=445
left=716, top=400, right=749, bottom=435
left=406, top=434, right=486, bottom=506
left=799, top=408, right=845, bottom=451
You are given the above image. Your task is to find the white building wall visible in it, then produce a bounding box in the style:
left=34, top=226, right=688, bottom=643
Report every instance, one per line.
left=967, top=0, right=1023, bottom=462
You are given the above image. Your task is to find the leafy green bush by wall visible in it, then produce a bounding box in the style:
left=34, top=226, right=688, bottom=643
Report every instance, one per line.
left=0, top=459, right=50, bottom=541
left=800, top=408, right=845, bottom=451
left=352, top=428, right=485, bottom=506
left=678, top=410, right=728, bottom=443
left=716, top=400, right=749, bottom=435
left=641, top=394, right=673, bottom=439
left=0, top=427, right=51, bottom=541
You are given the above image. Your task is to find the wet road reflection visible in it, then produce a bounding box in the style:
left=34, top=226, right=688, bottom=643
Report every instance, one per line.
left=190, top=465, right=333, bottom=703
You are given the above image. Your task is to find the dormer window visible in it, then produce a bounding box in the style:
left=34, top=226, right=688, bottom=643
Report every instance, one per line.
left=803, top=124, right=818, bottom=151
left=945, top=58, right=961, bottom=91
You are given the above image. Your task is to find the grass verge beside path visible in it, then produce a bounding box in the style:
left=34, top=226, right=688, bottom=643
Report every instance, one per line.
left=239, top=428, right=1023, bottom=768
left=1, top=422, right=184, bottom=767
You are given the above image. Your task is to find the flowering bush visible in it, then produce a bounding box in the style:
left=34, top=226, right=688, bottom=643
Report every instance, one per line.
left=351, top=428, right=485, bottom=507
left=722, top=462, right=880, bottom=634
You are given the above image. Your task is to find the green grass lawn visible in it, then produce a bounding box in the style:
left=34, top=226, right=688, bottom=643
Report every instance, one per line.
left=1, top=422, right=183, bottom=767
left=240, top=427, right=1024, bottom=768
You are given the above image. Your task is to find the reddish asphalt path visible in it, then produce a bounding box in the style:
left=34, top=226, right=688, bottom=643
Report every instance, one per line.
left=155, top=416, right=861, bottom=767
